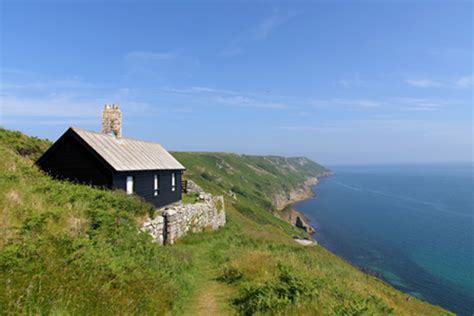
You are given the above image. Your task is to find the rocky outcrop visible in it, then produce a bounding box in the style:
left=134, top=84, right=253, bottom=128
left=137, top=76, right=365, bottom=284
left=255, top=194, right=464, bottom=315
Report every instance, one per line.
left=294, top=212, right=315, bottom=235
left=186, top=179, right=204, bottom=193
left=272, top=176, right=321, bottom=235
left=318, top=171, right=335, bottom=178
left=294, top=238, right=318, bottom=246
left=142, top=193, right=225, bottom=245
left=272, top=177, right=318, bottom=211
left=281, top=208, right=315, bottom=235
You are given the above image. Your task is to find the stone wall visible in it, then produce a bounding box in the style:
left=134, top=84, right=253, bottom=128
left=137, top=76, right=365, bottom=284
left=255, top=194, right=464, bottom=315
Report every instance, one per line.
left=142, top=193, right=225, bottom=245
left=186, top=179, right=204, bottom=194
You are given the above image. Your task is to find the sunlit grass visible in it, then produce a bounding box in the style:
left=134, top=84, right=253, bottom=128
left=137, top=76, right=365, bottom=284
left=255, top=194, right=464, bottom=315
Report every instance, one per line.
left=0, top=128, right=452, bottom=315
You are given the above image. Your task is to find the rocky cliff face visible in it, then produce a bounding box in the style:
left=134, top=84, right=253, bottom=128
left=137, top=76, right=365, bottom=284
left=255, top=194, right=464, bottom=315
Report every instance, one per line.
left=271, top=176, right=320, bottom=235
left=287, top=209, right=315, bottom=234
left=272, top=176, right=318, bottom=211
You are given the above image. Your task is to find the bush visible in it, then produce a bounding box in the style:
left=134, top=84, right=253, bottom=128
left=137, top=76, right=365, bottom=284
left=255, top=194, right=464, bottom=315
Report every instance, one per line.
left=234, top=203, right=270, bottom=225
left=201, top=171, right=214, bottom=181
left=218, top=266, right=243, bottom=284
left=231, top=185, right=247, bottom=197
left=0, top=128, right=51, bottom=161
left=233, top=265, right=320, bottom=315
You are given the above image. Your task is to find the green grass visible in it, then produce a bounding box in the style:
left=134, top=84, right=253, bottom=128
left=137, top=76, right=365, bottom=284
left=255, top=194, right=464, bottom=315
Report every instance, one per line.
left=182, top=192, right=200, bottom=204
left=0, top=128, right=452, bottom=315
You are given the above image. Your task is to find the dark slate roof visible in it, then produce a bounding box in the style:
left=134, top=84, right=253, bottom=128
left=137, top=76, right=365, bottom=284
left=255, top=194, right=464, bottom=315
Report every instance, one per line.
left=71, top=127, right=185, bottom=171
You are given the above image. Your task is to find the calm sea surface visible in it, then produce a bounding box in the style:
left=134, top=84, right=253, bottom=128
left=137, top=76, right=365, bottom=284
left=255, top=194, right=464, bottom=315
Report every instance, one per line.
left=294, top=163, right=473, bottom=315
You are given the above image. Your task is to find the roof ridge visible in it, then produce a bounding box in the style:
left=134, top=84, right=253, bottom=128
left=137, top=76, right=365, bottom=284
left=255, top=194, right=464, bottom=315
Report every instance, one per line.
left=70, top=126, right=166, bottom=147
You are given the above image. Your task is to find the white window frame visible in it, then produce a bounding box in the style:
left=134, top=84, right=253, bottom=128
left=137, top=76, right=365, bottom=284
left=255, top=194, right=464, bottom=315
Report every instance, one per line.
left=154, top=174, right=159, bottom=196
left=171, top=172, right=176, bottom=192
left=126, top=176, right=134, bottom=195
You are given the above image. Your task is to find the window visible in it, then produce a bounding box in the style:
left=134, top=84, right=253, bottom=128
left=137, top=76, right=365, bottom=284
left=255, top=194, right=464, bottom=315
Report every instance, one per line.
left=126, top=176, right=134, bottom=195
left=154, top=174, right=159, bottom=196
left=171, top=172, right=176, bottom=192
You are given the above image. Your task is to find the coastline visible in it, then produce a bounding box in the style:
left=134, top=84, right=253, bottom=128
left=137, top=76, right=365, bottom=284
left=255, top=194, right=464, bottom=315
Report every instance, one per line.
left=274, top=172, right=334, bottom=235
left=288, top=167, right=470, bottom=315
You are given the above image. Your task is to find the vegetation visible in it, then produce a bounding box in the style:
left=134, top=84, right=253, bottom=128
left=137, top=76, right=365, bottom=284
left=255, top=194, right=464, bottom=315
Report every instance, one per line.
left=0, top=128, right=451, bottom=315
left=182, top=192, right=200, bottom=204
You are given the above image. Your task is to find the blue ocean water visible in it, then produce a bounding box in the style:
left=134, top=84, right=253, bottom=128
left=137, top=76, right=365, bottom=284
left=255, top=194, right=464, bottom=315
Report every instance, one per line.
left=294, top=163, right=473, bottom=315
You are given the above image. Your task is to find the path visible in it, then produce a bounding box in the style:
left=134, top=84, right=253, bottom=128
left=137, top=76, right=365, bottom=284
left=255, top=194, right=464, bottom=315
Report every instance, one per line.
left=195, top=280, right=234, bottom=316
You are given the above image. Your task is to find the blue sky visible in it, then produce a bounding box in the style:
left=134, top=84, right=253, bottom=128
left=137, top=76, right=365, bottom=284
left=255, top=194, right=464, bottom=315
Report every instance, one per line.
left=0, top=0, right=472, bottom=165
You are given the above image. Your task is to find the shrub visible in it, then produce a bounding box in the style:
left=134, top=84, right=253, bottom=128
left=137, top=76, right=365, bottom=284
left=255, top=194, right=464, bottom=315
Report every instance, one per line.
left=233, top=265, right=320, bottom=315
left=201, top=171, right=214, bottom=181
left=234, top=203, right=270, bottom=225
left=218, top=266, right=243, bottom=284
left=231, top=185, right=247, bottom=197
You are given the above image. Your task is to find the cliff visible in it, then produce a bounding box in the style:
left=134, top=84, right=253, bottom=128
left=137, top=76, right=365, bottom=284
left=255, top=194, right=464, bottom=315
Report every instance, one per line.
left=0, top=128, right=451, bottom=315
left=272, top=176, right=318, bottom=210
left=271, top=171, right=335, bottom=234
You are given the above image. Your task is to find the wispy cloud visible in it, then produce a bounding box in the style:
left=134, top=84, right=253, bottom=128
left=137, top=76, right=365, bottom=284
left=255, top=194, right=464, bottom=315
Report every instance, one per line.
left=0, top=94, right=103, bottom=119
left=0, top=93, right=152, bottom=120
left=279, top=119, right=471, bottom=138
left=405, top=75, right=473, bottom=89
left=220, top=46, right=243, bottom=57
left=279, top=125, right=348, bottom=133
left=162, top=86, right=236, bottom=95
left=311, top=98, right=381, bottom=108
left=161, top=85, right=289, bottom=110
left=220, top=9, right=300, bottom=56
left=0, top=73, right=153, bottom=126
left=254, top=10, right=299, bottom=39
left=455, top=75, right=473, bottom=88
left=405, top=79, right=442, bottom=88
left=126, top=51, right=177, bottom=61
left=336, top=73, right=368, bottom=88
left=215, top=95, right=287, bottom=109
left=0, top=67, right=36, bottom=77
left=309, top=97, right=463, bottom=112
left=1, top=78, right=95, bottom=91
left=391, top=97, right=462, bottom=111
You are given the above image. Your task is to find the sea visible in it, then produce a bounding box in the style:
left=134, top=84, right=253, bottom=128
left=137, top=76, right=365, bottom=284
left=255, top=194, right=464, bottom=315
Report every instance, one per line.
left=293, top=163, right=473, bottom=315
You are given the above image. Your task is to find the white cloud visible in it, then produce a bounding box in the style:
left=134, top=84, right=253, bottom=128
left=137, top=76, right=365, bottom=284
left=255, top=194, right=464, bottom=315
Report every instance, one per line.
left=280, top=119, right=471, bottom=138
left=219, top=46, right=244, bottom=57
left=215, top=95, right=287, bottom=109
left=309, top=97, right=462, bottom=112
left=126, top=51, right=177, bottom=61
left=279, top=125, right=348, bottom=133
left=220, top=10, right=300, bottom=56
left=0, top=93, right=152, bottom=124
left=405, top=76, right=473, bottom=89
left=405, top=79, right=442, bottom=88
left=161, top=85, right=288, bottom=109
left=391, top=97, right=461, bottom=110
left=311, top=98, right=381, bottom=108
left=1, top=79, right=95, bottom=91
left=162, top=86, right=235, bottom=95
left=455, top=75, right=473, bottom=88
left=336, top=73, right=367, bottom=88
left=254, top=10, right=299, bottom=39
left=0, top=94, right=102, bottom=119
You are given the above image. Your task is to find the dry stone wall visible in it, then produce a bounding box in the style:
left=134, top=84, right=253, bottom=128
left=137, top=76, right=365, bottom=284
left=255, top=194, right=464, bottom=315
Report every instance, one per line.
left=186, top=179, right=204, bottom=194
left=142, top=193, right=225, bottom=245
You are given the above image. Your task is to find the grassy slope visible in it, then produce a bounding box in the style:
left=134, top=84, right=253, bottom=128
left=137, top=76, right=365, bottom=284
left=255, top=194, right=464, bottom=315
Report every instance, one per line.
left=0, top=128, right=451, bottom=315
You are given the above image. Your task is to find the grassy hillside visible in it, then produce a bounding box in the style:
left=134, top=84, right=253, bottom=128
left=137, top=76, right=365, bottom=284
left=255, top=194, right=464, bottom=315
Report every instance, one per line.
left=0, top=128, right=451, bottom=315
left=173, top=152, right=328, bottom=235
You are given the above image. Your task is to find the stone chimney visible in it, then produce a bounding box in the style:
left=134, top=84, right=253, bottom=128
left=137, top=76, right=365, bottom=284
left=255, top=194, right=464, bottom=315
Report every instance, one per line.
left=101, top=104, right=122, bottom=138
